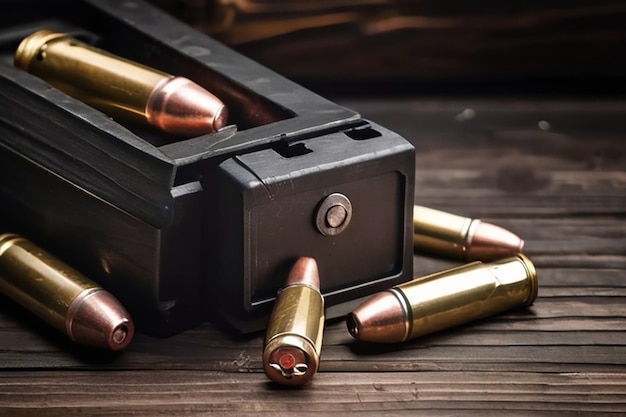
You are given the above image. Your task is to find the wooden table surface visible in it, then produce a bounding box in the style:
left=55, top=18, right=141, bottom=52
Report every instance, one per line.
left=1, top=96, right=625, bottom=416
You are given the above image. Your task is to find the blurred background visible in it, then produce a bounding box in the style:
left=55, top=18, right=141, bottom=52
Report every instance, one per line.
left=147, top=0, right=626, bottom=97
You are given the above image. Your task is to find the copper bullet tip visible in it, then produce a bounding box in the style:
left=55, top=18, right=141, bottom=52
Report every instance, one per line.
left=347, top=289, right=409, bottom=343
left=286, top=256, right=320, bottom=289
left=466, top=220, right=525, bottom=261
left=147, top=76, right=228, bottom=136
left=68, top=289, right=135, bottom=351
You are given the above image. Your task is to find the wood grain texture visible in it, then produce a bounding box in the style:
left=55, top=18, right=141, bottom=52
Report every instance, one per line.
left=1, top=97, right=625, bottom=416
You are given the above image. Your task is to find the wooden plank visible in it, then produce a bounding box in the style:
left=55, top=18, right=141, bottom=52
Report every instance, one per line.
left=2, top=315, right=625, bottom=372
left=0, top=97, right=624, bottom=415
left=1, top=371, right=625, bottom=416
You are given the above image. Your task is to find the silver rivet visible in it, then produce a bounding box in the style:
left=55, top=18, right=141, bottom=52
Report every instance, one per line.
left=326, top=205, right=347, bottom=228
left=315, top=193, right=352, bottom=236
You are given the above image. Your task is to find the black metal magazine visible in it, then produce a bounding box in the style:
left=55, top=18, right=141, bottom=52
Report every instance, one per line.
left=0, top=0, right=415, bottom=336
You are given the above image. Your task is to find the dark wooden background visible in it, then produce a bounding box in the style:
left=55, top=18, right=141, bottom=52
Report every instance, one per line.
left=150, top=0, right=626, bottom=89
left=0, top=94, right=625, bottom=415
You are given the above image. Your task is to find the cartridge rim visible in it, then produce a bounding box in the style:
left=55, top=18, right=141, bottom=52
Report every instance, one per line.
left=263, top=334, right=320, bottom=386
left=14, top=30, right=68, bottom=71
left=516, top=253, right=538, bottom=306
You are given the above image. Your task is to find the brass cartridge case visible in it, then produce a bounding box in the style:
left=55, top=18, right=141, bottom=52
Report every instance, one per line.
left=14, top=30, right=227, bottom=136
left=0, top=233, right=134, bottom=350
left=263, top=257, right=324, bottom=386
left=347, top=254, right=537, bottom=343
left=413, top=205, right=524, bottom=261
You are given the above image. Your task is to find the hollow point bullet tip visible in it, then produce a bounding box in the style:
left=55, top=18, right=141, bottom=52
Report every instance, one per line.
left=346, top=289, right=408, bottom=343
left=68, top=289, right=134, bottom=351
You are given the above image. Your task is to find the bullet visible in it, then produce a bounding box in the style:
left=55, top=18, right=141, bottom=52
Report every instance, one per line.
left=347, top=254, right=537, bottom=343
left=413, top=205, right=524, bottom=261
left=0, top=233, right=134, bottom=350
left=14, top=30, right=227, bottom=136
left=263, top=257, right=324, bottom=386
